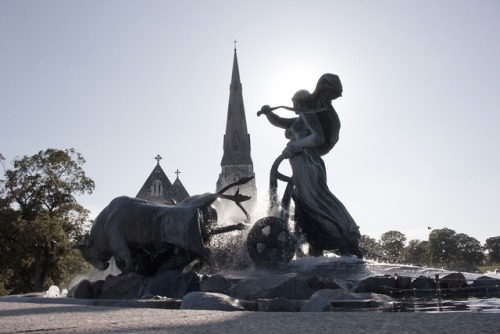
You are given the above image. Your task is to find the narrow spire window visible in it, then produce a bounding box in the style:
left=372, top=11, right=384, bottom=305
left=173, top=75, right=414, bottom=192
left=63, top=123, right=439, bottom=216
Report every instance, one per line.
left=233, top=130, right=240, bottom=153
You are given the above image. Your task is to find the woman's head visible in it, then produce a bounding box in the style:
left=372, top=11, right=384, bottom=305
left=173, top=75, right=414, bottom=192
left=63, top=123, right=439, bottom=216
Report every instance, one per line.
left=315, top=73, right=343, bottom=101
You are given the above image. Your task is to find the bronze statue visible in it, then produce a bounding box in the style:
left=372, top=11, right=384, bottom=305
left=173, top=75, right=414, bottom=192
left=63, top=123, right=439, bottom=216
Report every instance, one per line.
left=258, top=73, right=362, bottom=258
left=73, top=177, right=253, bottom=275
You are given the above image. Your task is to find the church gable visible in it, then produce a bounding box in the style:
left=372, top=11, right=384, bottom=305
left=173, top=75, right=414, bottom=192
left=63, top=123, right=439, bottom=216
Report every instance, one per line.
left=136, top=155, right=189, bottom=205
left=171, top=174, right=190, bottom=204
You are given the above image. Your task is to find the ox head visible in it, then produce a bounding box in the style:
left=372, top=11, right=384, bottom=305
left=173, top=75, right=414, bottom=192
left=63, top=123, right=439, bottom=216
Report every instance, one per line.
left=72, top=233, right=110, bottom=271
left=199, top=206, right=218, bottom=241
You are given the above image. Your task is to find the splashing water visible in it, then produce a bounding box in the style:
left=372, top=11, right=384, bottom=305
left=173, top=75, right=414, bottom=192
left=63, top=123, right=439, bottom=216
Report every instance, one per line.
left=43, top=285, right=68, bottom=298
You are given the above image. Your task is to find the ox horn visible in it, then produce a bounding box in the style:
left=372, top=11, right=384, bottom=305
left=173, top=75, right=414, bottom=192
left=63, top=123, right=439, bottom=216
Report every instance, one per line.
left=83, top=233, right=93, bottom=247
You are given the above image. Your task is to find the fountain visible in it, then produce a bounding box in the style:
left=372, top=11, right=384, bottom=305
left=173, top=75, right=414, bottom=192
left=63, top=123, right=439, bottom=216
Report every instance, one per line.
left=67, top=73, right=500, bottom=312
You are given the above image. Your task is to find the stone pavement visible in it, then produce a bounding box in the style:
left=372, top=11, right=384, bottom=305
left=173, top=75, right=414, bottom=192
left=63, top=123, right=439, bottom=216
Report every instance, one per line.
left=1, top=297, right=499, bottom=334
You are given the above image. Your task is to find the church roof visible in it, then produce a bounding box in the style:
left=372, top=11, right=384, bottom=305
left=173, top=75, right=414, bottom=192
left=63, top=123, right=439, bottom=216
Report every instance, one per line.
left=171, top=176, right=190, bottom=203
left=136, top=155, right=189, bottom=205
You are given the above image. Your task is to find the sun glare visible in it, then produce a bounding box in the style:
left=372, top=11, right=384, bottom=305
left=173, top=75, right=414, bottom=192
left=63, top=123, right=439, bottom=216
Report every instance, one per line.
left=263, top=58, right=324, bottom=107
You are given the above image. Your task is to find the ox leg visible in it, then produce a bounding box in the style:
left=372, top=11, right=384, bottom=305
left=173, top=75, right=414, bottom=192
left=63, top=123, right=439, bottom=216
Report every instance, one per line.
left=110, top=238, right=134, bottom=273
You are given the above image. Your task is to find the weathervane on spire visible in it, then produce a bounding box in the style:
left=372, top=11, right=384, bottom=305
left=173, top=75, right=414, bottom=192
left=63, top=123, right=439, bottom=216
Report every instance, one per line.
left=233, top=39, right=237, bottom=51
left=154, top=154, right=162, bottom=165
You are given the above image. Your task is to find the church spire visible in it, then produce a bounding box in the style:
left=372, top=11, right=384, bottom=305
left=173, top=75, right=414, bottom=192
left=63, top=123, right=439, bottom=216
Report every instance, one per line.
left=216, top=45, right=256, bottom=214
left=220, top=46, right=252, bottom=166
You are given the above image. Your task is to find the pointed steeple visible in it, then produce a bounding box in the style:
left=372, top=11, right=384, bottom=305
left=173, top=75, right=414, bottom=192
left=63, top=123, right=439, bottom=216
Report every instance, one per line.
left=220, top=47, right=253, bottom=166
left=216, top=45, right=256, bottom=217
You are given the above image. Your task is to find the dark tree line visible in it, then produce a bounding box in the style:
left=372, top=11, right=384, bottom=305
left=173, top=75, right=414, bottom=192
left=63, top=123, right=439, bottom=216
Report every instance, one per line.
left=360, top=228, right=500, bottom=271
left=0, top=149, right=93, bottom=295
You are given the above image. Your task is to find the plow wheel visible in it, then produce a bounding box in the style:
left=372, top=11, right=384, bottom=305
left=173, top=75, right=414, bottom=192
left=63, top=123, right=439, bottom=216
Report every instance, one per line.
left=246, top=216, right=296, bottom=266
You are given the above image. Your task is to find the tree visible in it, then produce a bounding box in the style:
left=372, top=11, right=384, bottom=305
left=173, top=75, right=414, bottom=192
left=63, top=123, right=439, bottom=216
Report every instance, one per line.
left=0, top=149, right=94, bottom=293
left=428, top=228, right=457, bottom=268
left=485, top=236, right=500, bottom=264
left=359, top=235, right=382, bottom=260
left=454, top=233, right=484, bottom=266
left=0, top=161, right=16, bottom=294
left=403, top=239, right=429, bottom=265
left=379, top=230, right=406, bottom=263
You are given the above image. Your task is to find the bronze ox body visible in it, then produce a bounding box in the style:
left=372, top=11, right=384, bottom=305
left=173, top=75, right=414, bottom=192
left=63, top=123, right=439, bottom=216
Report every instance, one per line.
left=73, top=181, right=251, bottom=274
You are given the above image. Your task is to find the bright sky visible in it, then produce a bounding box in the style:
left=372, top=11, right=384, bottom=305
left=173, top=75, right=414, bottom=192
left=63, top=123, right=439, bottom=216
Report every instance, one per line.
left=1, top=1, right=499, bottom=244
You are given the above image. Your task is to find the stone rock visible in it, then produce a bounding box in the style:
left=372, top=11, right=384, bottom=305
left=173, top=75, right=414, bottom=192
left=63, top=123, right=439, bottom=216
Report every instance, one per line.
left=408, top=276, right=437, bottom=298
left=90, top=280, right=104, bottom=297
left=306, top=275, right=343, bottom=291
left=65, top=256, right=498, bottom=312
left=472, top=275, right=500, bottom=288
left=68, top=279, right=105, bottom=299
left=321, top=278, right=345, bottom=290
left=68, top=279, right=93, bottom=299
left=470, top=276, right=500, bottom=297
left=230, top=273, right=314, bottom=300
left=300, top=289, right=393, bottom=312
left=439, top=272, right=467, bottom=289
left=180, top=292, right=245, bottom=311
left=100, top=273, right=143, bottom=299
left=395, top=275, right=412, bottom=289
left=411, top=276, right=436, bottom=290
left=200, top=274, right=231, bottom=294
left=352, top=275, right=396, bottom=294
left=306, top=275, right=322, bottom=290
left=300, top=289, right=335, bottom=312
left=141, top=270, right=201, bottom=298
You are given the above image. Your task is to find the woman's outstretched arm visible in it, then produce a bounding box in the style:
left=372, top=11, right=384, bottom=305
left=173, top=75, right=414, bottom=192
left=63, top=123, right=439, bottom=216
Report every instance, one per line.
left=258, top=105, right=296, bottom=129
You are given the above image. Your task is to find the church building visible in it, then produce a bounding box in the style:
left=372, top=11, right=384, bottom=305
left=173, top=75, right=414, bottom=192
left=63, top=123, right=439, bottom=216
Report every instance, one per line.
left=136, top=154, right=189, bottom=205
left=135, top=45, right=256, bottom=214
left=216, top=46, right=257, bottom=213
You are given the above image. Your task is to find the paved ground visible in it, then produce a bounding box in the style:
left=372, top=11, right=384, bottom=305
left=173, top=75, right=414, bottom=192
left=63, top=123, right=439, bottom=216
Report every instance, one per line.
left=1, top=297, right=499, bottom=334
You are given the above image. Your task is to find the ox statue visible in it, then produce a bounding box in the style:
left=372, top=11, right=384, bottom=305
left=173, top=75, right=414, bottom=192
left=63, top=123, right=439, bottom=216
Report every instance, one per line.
left=73, top=177, right=253, bottom=275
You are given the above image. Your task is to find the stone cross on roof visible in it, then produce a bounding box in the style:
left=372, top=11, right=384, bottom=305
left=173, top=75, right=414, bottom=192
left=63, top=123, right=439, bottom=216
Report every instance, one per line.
left=155, top=154, right=162, bottom=165
left=175, top=169, right=181, bottom=178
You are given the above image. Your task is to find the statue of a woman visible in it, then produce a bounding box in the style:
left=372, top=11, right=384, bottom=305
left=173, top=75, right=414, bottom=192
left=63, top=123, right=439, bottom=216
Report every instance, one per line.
left=258, top=73, right=362, bottom=258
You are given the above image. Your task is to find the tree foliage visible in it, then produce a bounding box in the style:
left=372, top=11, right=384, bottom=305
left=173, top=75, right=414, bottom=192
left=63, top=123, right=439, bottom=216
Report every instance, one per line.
left=418, top=228, right=485, bottom=270
left=359, top=235, right=382, bottom=259
left=0, top=149, right=94, bottom=294
left=485, top=236, right=500, bottom=264
left=358, top=227, right=492, bottom=271
left=403, top=239, right=429, bottom=265
left=428, top=228, right=458, bottom=267
left=454, top=233, right=484, bottom=266
left=379, top=230, right=406, bottom=263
